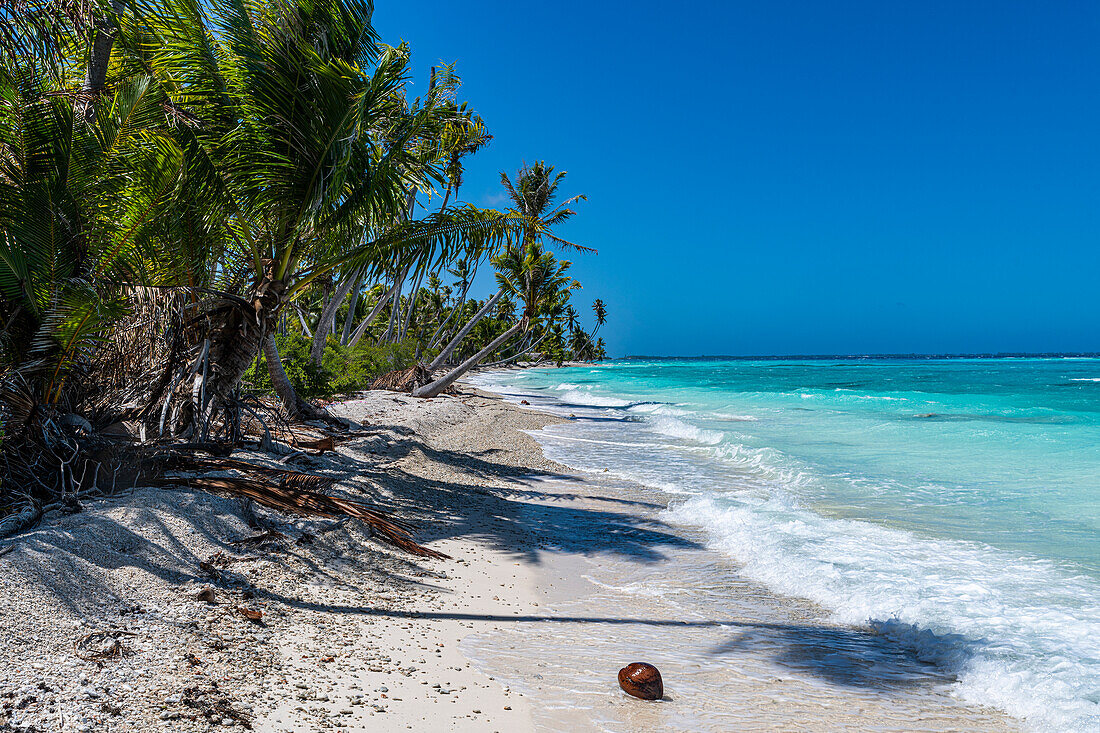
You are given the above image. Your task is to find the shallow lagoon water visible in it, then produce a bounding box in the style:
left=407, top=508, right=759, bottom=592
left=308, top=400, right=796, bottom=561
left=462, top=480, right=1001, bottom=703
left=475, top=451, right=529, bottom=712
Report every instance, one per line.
left=469, top=358, right=1100, bottom=731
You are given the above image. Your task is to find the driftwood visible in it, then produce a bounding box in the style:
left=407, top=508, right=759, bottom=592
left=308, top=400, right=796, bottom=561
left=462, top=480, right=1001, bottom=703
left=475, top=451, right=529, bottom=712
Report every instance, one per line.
left=74, top=630, right=137, bottom=661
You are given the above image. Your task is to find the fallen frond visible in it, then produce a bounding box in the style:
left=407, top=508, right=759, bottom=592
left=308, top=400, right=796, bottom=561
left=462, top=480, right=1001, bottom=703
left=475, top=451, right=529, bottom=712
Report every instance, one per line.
left=152, top=475, right=448, bottom=559
left=369, top=364, right=431, bottom=393
left=175, top=457, right=337, bottom=491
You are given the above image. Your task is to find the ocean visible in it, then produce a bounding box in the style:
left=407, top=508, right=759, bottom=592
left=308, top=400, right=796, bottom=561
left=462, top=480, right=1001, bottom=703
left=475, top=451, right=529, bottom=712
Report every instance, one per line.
left=469, top=358, right=1100, bottom=731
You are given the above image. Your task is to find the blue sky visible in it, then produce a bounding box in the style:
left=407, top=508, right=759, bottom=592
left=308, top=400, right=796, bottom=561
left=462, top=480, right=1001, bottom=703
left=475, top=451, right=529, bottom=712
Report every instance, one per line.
left=374, top=1, right=1100, bottom=357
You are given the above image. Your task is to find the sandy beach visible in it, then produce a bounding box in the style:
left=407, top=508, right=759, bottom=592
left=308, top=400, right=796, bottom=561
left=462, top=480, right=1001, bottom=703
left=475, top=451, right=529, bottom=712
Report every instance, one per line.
left=0, top=383, right=1017, bottom=731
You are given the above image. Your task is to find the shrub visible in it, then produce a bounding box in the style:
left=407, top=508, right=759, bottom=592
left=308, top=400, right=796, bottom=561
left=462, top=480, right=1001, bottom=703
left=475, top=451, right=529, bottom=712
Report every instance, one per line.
left=242, top=334, right=418, bottom=398
left=330, top=338, right=418, bottom=394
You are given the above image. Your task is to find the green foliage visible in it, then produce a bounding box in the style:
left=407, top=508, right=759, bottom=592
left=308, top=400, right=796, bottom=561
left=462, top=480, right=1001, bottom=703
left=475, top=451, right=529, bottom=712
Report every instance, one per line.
left=243, top=333, right=417, bottom=398
left=332, top=339, right=418, bottom=395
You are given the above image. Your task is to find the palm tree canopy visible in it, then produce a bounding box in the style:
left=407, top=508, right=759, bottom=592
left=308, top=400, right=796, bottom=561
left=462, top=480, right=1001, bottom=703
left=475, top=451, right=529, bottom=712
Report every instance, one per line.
left=131, top=0, right=524, bottom=299
left=499, top=161, right=592, bottom=253
left=592, top=298, right=607, bottom=327
left=492, top=241, right=579, bottom=327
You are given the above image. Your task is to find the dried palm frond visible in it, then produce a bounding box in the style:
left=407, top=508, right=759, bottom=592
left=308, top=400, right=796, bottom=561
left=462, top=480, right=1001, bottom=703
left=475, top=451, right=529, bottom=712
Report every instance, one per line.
left=369, top=364, right=431, bottom=393
left=180, top=456, right=336, bottom=491
left=152, top=475, right=448, bottom=559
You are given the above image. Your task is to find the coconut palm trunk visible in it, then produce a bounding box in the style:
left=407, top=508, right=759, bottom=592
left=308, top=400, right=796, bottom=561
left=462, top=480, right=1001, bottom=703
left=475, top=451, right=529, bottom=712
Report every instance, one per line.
left=398, top=269, right=425, bottom=340
left=426, top=260, right=477, bottom=351
left=77, top=0, right=126, bottom=122
left=199, top=277, right=286, bottom=411
left=340, top=273, right=365, bottom=345
left=427, top=289, right=503, bottom=371
left=264, top=335, right=306, bottom=419
left=346, top=283, right=398, bottom=351
left=310, top=272, right=357, bottom=366
left=413, top=320, right=523, bottom=398
left=482, top=330, right=550, bottom=368
left=194, top=275, right=326, bottom=425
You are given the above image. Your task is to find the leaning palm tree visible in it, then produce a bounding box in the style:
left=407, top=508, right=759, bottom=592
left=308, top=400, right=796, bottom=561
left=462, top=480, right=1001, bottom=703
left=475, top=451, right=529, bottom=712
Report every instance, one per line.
left=424, top=161, right=590, bottom=373
left=412, top=242, right=579, bottom=398
left=591, top=298, right=607, bottom=338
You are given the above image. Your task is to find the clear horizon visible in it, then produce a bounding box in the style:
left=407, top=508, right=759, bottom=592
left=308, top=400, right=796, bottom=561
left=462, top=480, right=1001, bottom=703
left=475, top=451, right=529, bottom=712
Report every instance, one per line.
left=377, top=1, right=1100, bottom=358
left=615, top=351, right=1100, bottom=359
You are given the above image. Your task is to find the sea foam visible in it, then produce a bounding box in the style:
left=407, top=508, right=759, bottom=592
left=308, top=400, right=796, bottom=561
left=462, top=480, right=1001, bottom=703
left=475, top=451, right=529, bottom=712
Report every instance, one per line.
left=666, top=493, right=1100, bottom=731
left=472, top=361, right=1100, bottom=731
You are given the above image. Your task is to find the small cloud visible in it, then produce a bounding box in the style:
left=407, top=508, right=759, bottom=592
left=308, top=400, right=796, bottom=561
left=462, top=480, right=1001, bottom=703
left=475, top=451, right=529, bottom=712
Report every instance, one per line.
left=480, top=192, right=510, bottom=207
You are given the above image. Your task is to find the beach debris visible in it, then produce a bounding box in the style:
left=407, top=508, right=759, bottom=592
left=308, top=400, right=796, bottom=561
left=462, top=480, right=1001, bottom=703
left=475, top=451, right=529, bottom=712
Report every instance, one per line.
left=206, top=551, right=235, bottom=568
left=237, top=606, right=264, bottom=624
left=230, top=529, right=286, bottom=547
left=370, top=365, right=432, bottom=393
left=0, top=504, right=43, bottom=540
left=197, top=560, right=221, bottom=578
left=520, top=399, right=530, bottom=405
left=194, top=586, right=217, bottom=603
left=198, top=551, right=236, bottom=577
left=618, top=662, right=663, bottom=700
left=153, top=471, right=449, bottom=559
left=74, top=630, right=137, bottom=661
left=180, top=685, right=253, bottom=729
left=296, top=435, right=335, bottom=453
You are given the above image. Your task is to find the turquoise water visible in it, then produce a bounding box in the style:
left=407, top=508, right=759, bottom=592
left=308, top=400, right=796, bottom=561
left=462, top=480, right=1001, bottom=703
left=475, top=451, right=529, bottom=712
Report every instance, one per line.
left=471, top=358, right=1100, bottom=731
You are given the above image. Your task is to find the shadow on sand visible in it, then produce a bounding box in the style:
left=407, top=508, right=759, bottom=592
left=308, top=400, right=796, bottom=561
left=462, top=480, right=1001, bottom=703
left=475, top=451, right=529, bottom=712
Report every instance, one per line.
left=7, top=424, right=984, bottom=697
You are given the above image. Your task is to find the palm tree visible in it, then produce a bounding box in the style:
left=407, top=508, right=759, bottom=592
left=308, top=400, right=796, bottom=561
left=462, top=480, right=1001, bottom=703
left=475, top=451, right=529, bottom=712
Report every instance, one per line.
left=423, top=256, right=474, bottom=354
left=424, top=161, right=590, bottom=372
left=570, top=328, right=594, bottom=361
left=591, top=298, right=607, bottom=338
left=412, top=242, right=578, bottom=398
left=132, top=0, right=523, bottom=421
left=499, top=162, right=592, bottom=252
left=0, top=49, right=189, bottom=417
left=564, top=305, right=579, bottom=335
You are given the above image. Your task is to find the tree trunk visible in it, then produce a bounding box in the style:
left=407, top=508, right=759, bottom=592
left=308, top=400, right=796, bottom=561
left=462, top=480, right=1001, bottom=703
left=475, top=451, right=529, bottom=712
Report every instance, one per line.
left=426, top=261, right=477, bottom=352
left=264, top=335, right=329, bottom=422
left=398, top=269, right=425, bottom=341
left=340, top=273, right=365, bottom=345
left=203, top=282, right=284, bottom=406
left=425, top=299, right=460, bottom=353
left=264, top=334, right=304, bottom=419
left=310, top=273, right=356, bottom=366
left=413, top=321, right=523, bottom=399
left=382, top=275, right=403, bottom=343
left=482, top=331, right=550, bottom=368
left=76, top=0, right=126, bottom=122
left=427, top=289, right=503, bottom=371
left=346, top=284, right=396, bottom=351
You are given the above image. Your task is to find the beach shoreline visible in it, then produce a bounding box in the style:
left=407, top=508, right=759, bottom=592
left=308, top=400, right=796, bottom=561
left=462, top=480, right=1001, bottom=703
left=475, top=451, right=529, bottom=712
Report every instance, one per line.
left=0, top=381, right=1016, bottom=731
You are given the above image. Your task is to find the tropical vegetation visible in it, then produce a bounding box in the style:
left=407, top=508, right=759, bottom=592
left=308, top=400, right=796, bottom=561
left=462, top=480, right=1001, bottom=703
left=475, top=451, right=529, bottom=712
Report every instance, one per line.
left=0, top=0, right=607, bottom=539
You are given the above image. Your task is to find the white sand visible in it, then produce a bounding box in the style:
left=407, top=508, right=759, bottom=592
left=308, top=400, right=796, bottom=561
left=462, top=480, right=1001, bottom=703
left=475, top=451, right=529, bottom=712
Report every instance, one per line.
left=0, top=385, right=1017, bottom=731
